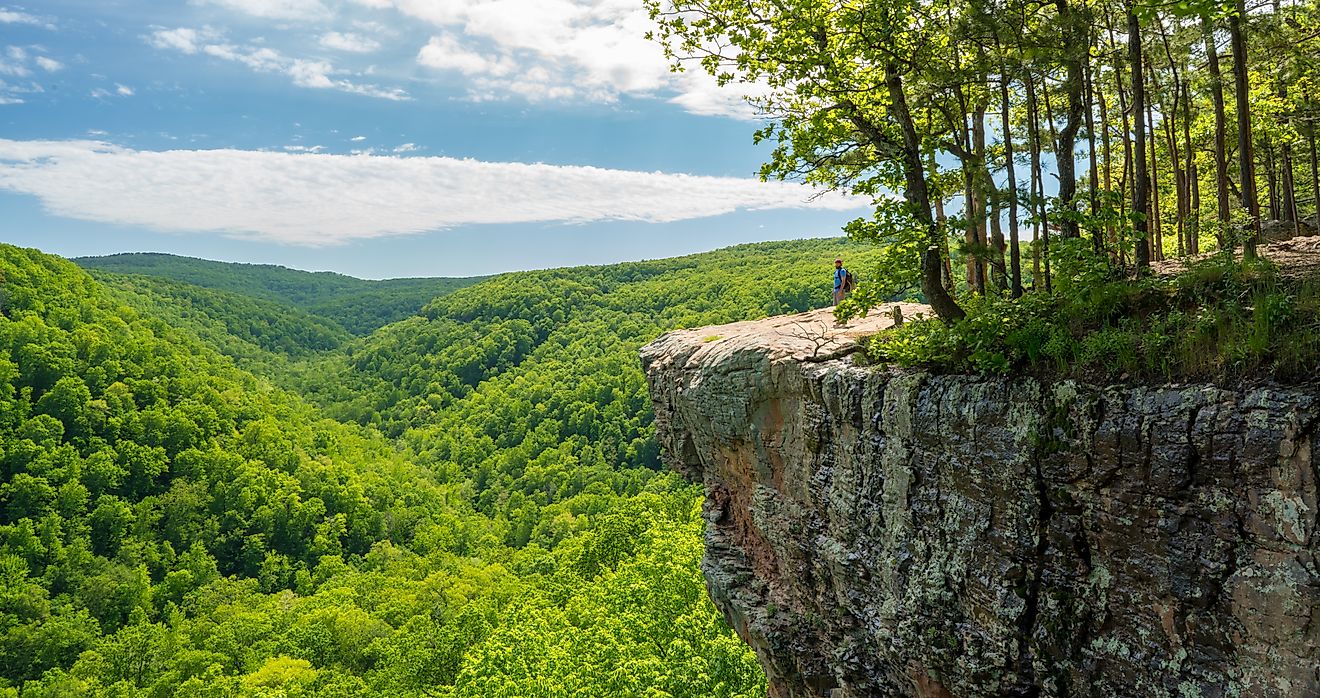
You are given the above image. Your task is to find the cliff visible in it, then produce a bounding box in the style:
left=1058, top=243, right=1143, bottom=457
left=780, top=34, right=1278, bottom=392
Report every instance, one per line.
left=640, top=306, right=1319, bottom=697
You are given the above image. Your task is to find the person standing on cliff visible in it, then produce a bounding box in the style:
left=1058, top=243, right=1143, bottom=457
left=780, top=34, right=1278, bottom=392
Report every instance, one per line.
left=833, top=258, right=853, bottom=305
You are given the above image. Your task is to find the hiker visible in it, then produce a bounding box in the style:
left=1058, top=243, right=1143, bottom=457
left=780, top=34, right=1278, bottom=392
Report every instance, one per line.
left=833, top=258, right=854, bottom=305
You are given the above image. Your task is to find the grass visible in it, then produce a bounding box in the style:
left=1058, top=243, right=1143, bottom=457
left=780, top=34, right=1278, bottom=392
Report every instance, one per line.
left=860, top=243, right=1320, bottom=384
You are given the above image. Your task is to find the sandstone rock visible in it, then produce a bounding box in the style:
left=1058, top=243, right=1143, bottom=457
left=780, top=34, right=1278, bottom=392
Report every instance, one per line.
left=641, top=312, right=1320, bottom=697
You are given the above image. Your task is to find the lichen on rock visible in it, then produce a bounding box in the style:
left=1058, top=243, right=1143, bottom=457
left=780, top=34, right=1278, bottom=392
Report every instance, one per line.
left=641, top=309, right=1319, bottom=697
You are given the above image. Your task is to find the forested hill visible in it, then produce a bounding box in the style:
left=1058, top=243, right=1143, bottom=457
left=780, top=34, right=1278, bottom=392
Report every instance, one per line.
left=297, top=239, right=886, bottom=439
left=91, top=272, right=354, bottom=364
left=1, top=238, right=876, bottom=697
left=75, top=252, right=484, bottom=336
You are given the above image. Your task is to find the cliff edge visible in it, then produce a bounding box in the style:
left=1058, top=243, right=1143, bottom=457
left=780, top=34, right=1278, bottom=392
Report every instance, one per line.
left=641, top=306, right=1319, bottom=697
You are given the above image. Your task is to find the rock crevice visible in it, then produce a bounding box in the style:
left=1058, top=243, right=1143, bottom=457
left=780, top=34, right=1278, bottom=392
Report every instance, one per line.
left=641, top=313, right=1319, bottom=697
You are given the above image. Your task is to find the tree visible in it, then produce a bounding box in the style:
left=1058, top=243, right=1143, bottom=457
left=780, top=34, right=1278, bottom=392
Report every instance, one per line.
left=1130, top=0, right=1153, bottom=272
left=1228, top=0, right=1262, bottom=254
left=646, top=0, right=965, bottom=322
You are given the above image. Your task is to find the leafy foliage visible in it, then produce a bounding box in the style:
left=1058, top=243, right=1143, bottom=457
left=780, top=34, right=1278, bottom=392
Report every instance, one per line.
left=0, top=239, right=871, bottom=696
left=75, top=253, right=485, bottom=336
left=862, top=239, right=1320, bottom=382
left=90, top=272, right=352, bottom=360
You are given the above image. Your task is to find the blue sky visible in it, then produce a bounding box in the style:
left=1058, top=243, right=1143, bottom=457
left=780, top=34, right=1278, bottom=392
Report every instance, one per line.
left=0, top=0, right=871, bottom=278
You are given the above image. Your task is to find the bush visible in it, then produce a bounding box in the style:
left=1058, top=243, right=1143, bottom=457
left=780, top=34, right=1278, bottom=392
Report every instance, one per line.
left=862, top=247, right=1320, bottom=384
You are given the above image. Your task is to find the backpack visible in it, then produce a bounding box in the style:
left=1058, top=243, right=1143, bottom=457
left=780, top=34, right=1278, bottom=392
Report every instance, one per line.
left=842, top=270, right=856, bottom=292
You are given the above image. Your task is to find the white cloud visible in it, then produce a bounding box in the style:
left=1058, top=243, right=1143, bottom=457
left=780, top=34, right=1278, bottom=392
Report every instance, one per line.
left=148, top=27, right=209, bottom=54
left=150, top=1, right=759, bottom=117
left=667, top=74, right=765, bottom=119
left=0, top=46, right=65, bottom=102
left=88, top=83, right=135, bottom=100
left=195, top=0, right=330, bottom=21
left=0, top=8, right=53, bottom=29
left=350, top=135, right=366, bottom=141
left=386, top=0, right=759, bottom=117
left=0, top=139, right=866, bottom=246
left=0, top=61, right=29, bottom=78
left=150, top=27, right=409, bottom=100
left=416, top=34, right=515, bottom=77
left=0, top=76, right=40, bottom=105
left=351, top=19, right=395, bottom=35
left=319, top=31, right=380, bottom=53
left=392, top=142, right=418, bottom=153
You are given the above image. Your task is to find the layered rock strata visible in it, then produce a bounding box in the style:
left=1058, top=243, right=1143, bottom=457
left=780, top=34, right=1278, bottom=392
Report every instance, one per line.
left=641, top=307, right=1319, bottom=697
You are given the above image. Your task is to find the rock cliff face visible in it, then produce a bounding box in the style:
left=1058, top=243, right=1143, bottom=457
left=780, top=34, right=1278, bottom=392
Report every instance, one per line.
left=640, top=308, right=1319, bottom=697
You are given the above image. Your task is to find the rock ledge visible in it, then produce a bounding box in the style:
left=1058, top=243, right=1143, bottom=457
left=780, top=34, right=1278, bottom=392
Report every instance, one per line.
left=641, top=310, right=1319, bottom=697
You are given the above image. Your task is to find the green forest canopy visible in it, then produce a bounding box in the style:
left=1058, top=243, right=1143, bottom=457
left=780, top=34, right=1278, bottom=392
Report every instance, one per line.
left=648, top=0, right=1320, bottom=322
left=1, top=238, right=878, bottom=697
left=75, top=253, right=486, bottom=337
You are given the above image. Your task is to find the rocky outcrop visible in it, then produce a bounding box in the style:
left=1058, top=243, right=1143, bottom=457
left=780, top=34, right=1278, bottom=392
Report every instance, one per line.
left=641, top=307, right=1319, bottom=697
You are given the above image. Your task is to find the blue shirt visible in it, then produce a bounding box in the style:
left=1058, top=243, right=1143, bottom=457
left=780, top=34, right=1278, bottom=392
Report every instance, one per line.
left=834, top=267, right=847, bottom=290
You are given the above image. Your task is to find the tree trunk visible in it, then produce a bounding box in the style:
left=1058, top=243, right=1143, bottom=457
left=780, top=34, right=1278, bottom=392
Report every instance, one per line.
left=1108, top=11, right=1135, bottom=267
left=1265, top=136, right=1280, bottom=221
left=1157, top=16, right=1188, bottom=257
left=1310, top=111, right=1320, bottom=234
left=989, top=197, right=1007, bottom=293
left=1130, top=1, right=1152, bottom=273
left=1147, top=93, right=1163, bottom=261
left=1000, top=66, right=1025, bottom=298
left=1283, top=144, right=1299, bottom=234
left=1164, top=86, right=1187, bottom=257
left=1202, top=17, right=1231, bottom=248
left=1027, top=71, right=1052, bottom=292
left=930, top=151, right=956, bottom=294
left=1042, top=78, right=1060, bottom=287
left=1099, top=72, right=1116, bottom=253
left=952, top=77, right=984, bottom=294
left=1282, top=134, right=1299, bottom=234
left=885, top=64, right=965, bottom=322
left=962, top=157, right=985, bottom=293
left=1274, top=5, right=1298, bottom=236
left=974, top=101, right=994, bottom=290
left=1054, top=0, right=1088, bottom=240
left=1085, top=45, right=1103, bottom=252
left=1183, top=82, right=1200, bottom=253
left=1228, top=0, right=1261, bottom=256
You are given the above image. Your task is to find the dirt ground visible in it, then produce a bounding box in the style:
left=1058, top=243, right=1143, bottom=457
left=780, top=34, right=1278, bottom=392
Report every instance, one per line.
left=1152, top=222, right=1320, bottom=279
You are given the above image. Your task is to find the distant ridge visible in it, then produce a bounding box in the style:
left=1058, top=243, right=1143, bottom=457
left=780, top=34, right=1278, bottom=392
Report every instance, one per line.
left=75, top=252, right=486, bottom=335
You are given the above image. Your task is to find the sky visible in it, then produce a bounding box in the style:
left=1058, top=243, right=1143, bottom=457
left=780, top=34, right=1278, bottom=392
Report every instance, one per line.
left=0, top=0, right=873, bottom=279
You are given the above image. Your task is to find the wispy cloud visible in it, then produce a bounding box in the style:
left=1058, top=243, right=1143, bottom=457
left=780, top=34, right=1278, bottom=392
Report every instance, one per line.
left=147, top=27, right=213, bottom=54
left=146, top=0, right=758, bottom=117
left=194, top=0, right=330, bottom=21
left=377, top=0, right=756, bottom=117
left=0, top=139, right=867, bottom=246
left=319, top=31, right=380, bottom=53
left=416, top=34, right=516, bottom=77
left=148, top=27, right=408, bottom=100
left=0, top=45, right=60, bottom=103
left=0, top=7, right=54, bottom=30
